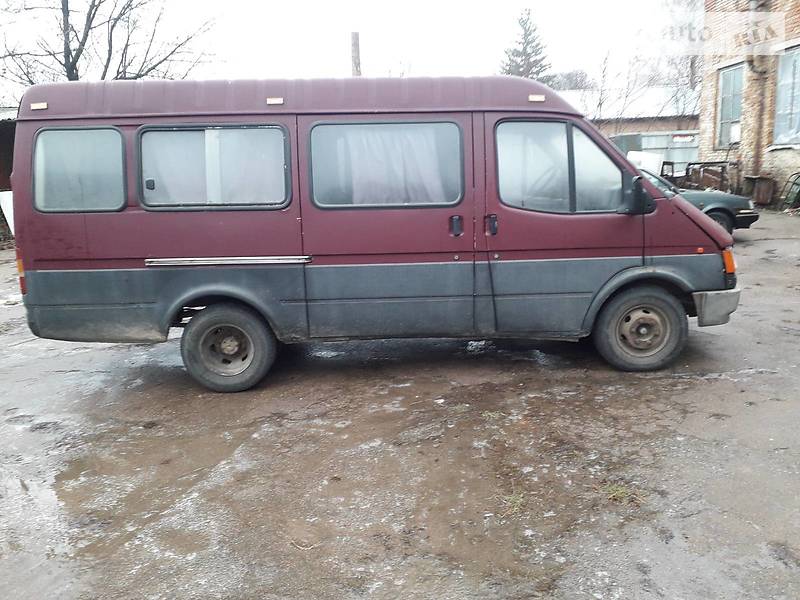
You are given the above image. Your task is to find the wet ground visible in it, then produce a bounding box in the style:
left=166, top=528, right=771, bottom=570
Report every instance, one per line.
left=1, top=212, right=800, bottom=599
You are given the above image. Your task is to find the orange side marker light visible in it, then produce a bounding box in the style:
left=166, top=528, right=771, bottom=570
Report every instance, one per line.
left=722, top=248, right=736, bottom=274
left=15, top=247, right=26, bottom=294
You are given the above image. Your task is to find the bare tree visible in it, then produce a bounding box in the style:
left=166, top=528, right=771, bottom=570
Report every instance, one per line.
left=0, top=0, right=211, bottom=90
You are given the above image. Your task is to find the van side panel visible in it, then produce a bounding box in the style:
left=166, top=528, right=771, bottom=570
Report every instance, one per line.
left=12, top=122, right=88, bottom=261
left=16, top=115, right=308, bottom=344
left=305, top=261, right=474, bottom=338
left=478, top=256, right=642, bottom=336
left=481, top=114, right=646, bottom=337
left=297, top=113, right=477, bottom=339
left=24, top=266, right=307, bottom=343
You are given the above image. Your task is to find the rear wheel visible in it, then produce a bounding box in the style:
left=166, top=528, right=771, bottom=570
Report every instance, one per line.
left=180, top=303, right=276, bottom=392
left=593, top=286, right=688, bottom=371
left=707, top=210, right=734, bottom=233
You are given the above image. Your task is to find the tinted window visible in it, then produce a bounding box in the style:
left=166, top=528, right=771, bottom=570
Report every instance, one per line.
left=141, top=127, right=287, bottom=207
left=496, top=121, right=570, bottom=212
left=573, top=128, right=623, bottom=211
left=311, top=122, right=462, bottom=206
left=34, top=129, right=125, bottom=212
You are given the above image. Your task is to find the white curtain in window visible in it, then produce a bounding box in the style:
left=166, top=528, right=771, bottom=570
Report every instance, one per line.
left=343, top=125, right=446, bottom=204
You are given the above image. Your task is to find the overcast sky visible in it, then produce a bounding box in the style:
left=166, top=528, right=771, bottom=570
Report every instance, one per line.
left=1, top=0, right=680, bottom=102
left=184, top=0, right=663, bottom=79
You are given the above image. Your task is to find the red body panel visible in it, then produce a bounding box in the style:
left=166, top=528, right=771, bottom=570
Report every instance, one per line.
left=482, top=113, right=644, bottom=261
left=672, top=194, right=734, bottom=249
left=296, top=112, right=475, bottom=263
left=644, top=198, right=726, bottom=256
left=14, top=116, right=303, bottom=271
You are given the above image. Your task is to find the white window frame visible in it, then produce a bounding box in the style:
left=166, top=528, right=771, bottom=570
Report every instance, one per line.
left=716, top=63, right=744, bottom=148
left=774, top=46, right=800, bottom=145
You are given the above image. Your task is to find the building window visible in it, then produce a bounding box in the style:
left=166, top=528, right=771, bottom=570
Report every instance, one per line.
left=140, top=126, right=288, bottom=207
left=310, top=122, right=462, bottom=207
left=775, top=47, right=800, bottom=145
left=496, top=121, right=622, bottom=213
left=34, top=128, right=125, bottom=212
left=717, top=64, right=743, bottom=148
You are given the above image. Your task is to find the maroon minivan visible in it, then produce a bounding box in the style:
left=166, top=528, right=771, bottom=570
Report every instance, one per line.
left=12, top=76, right=740, bottom=391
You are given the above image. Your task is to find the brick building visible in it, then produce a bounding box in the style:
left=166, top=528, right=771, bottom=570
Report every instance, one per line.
left=561, top=87, right=701, bottom=172
left=698, top=0, right=800, bottom=200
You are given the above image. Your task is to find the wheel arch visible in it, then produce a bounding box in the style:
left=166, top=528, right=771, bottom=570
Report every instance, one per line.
left=160, top=286, right=282, bottom=340
left=582, top=267, right=697, bottom=333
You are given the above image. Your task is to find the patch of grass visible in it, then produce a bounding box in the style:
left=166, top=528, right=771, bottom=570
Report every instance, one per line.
left=495, top=489, right=526, bottom=518
left=596, top=481, right=646, bottom=506
left=481, top=410, right=503, bottom=421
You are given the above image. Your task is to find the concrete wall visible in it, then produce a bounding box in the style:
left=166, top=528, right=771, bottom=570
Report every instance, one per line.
left=699, top=0, right=800, bottom=199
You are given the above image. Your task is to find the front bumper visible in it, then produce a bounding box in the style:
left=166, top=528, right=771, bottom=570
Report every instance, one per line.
left=692, top=287, right=741, bottom=326
left=734, top=209, right=759, bottom=229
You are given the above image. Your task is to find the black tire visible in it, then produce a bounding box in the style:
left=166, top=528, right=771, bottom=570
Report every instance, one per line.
left=707, top=210, right=734, bottom=234
left=180, top=303, right=277, bottom=392
left=593, top=285, right=688, bottom=371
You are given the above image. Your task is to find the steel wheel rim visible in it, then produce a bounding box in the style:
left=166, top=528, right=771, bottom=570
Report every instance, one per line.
left=615, top=304, right=670, bottom=357
left=198, top=324, right=254, bottom=376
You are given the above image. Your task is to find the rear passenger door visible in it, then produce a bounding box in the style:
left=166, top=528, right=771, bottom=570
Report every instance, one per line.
left=298, top=114, right=475, bottom=338
left=482, top=115, right=644, bottom=335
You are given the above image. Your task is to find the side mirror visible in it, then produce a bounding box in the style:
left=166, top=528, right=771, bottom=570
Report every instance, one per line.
left=618, top=175, right=656, bottom=215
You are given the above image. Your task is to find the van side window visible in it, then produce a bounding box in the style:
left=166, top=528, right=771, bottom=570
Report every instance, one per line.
left=140, top=126, right=287, bottom=207
left=573, top=128, right=623, bottom=211
left=496, top=122, right=570, bottom=212
left=310, top=122, right=462, bottom=207
left=496, top=122, right=623, bottom=213
left=34, top=129, right=125, bottom=212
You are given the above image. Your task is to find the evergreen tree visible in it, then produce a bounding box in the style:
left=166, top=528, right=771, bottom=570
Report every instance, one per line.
left=501, top=9, right=552, bottom=82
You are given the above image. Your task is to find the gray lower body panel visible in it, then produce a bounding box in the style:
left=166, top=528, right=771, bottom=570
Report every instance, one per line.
left=485, top=257, right=642, bottom=334
left=305, top=262, right=474, bottom=338
left=24, top=266, right=307, bottom=343
left=27, top=304, right=166, bottom=343
left=23, top=254, right=730, bottom=345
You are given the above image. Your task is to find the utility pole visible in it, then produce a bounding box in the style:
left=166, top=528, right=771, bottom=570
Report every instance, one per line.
left=351, top=32, right=361, bottom=77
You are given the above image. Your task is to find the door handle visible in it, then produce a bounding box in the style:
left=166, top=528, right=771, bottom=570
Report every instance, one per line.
left=486, top=214, right=498, bottom=235
left=449, top=215, right=464, bottom=237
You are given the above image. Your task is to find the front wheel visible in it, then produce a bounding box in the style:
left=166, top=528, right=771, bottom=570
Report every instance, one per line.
left=593, top=286, right=688, bottom=371
left=180, top=303, right=277, bottom=392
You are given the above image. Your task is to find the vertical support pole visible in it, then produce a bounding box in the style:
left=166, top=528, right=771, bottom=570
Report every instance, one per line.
left=351, top=32, right=361, bottom=77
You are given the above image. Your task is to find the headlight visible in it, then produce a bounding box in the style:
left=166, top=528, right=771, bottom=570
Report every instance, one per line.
left=749, top=199, right=755, bottom=209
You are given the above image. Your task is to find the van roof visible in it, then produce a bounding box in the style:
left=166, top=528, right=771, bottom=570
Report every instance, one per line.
left=17, top=76, right=580, bottom=121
